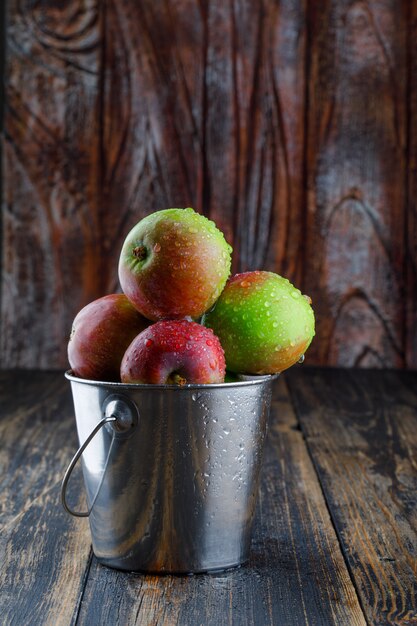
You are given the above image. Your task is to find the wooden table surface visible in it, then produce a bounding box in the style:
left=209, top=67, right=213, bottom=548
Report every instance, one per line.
left=1, top=368, right=416, bottom=626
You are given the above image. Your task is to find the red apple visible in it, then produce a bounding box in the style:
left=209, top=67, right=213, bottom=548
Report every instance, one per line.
left=118, top=208, right=232, bottom=320
left=68, top=294, right=150, bottom=381
left=120, top=320, right=226, bottom=385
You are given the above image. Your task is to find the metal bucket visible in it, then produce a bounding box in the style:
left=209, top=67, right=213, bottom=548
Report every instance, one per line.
left=62, top=371, right=277, bottom=574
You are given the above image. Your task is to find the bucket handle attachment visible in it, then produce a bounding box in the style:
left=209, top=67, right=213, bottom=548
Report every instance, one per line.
left=61, top=415, right=117, bottom=517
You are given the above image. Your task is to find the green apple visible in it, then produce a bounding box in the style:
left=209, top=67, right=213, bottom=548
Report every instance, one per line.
left=204, top=271, right=315, bottom=374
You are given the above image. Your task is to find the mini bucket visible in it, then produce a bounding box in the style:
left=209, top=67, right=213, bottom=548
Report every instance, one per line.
left=62, top=371, right=277, bottom=574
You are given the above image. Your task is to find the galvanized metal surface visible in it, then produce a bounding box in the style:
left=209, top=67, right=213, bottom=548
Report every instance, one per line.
left=64, top=372, right=277, bottom=574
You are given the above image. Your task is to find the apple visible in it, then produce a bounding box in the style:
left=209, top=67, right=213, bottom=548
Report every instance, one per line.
left=118, top=208, right=232, bottom=321
left=120, top=319, right=226, bottom=385
left=203, top=271, right=315, bottom=374
left=68, top=294, right=150, bottom=381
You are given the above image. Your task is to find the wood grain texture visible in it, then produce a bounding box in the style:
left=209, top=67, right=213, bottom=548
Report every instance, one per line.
left=1, top=0, right=102, bottom=368
left=75, top=376, right=365, bottom=626
left=100, top=0, right=307, bottom=298
left=287, top=367, right=417, bottom=625
left=0, top=371, right=91, bottom=626
left=407, top=1, right=417, bottom=368
left=1, top=0, right=415, bottom=370
left=0, top=371, right=74, bottom=529
left=304, top=0, right=408, bottom=368
left=3, top=368, right=417, bottom=624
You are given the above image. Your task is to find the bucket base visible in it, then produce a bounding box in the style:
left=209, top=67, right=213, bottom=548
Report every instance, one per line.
left=95, top=555, right=249, bottom=575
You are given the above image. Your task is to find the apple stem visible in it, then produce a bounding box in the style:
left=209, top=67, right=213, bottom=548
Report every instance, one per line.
left=171, top=373, right=187, bottom=386
left=132, top=245, right=147, bottom=261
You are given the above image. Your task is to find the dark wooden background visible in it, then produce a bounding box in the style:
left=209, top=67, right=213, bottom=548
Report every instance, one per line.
left=1, top=0, right=416, bottom=370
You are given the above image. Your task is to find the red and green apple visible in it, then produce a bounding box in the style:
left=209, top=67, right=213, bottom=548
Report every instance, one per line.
left=203, top=271, right=315, bottom=374
left=118, top=208, right=232, bottom=321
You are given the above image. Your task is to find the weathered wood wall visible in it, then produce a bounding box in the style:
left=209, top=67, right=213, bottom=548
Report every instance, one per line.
left=1, top=0, right=415, bottom=369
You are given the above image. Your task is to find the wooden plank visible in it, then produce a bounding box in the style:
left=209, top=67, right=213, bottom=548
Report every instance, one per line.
left=1, top=0, right=102, bottom=368
left=100, top=0, right=306, bottom=296
left=0, top=371, right=91, bottom=626
left=304, top=0, right=408, bottom=367
left=76, top=376, right=365, bottom=626
left=100, top=0, right=204, bottom=279
left=0, top=481, right=92, bottom=626
left=407, top=2, right=417, bottom=368
left=287, top=367, right=417, bottom=624
left=202, top=0, right=307, bottom=280
left=0, top=371, right=76, bottom=528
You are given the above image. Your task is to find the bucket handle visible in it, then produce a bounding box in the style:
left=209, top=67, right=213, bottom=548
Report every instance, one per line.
left=61, top=415, right=116, bottom=517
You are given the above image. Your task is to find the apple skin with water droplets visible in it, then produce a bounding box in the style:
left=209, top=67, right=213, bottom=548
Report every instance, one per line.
left=118, top=208, right=232, bottom=321
left=120, top=320, right=226, bottom=385
left=68, top=294, right=150, bottom=381
left=203, top=271, right=315, bottom=374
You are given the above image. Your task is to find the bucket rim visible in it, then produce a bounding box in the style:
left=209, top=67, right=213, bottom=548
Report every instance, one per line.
left=65, top=370, right=279, bottom=390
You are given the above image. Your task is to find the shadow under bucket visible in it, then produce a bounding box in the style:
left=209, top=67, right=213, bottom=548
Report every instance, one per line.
left=62, top=371, right=277, bottom=574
